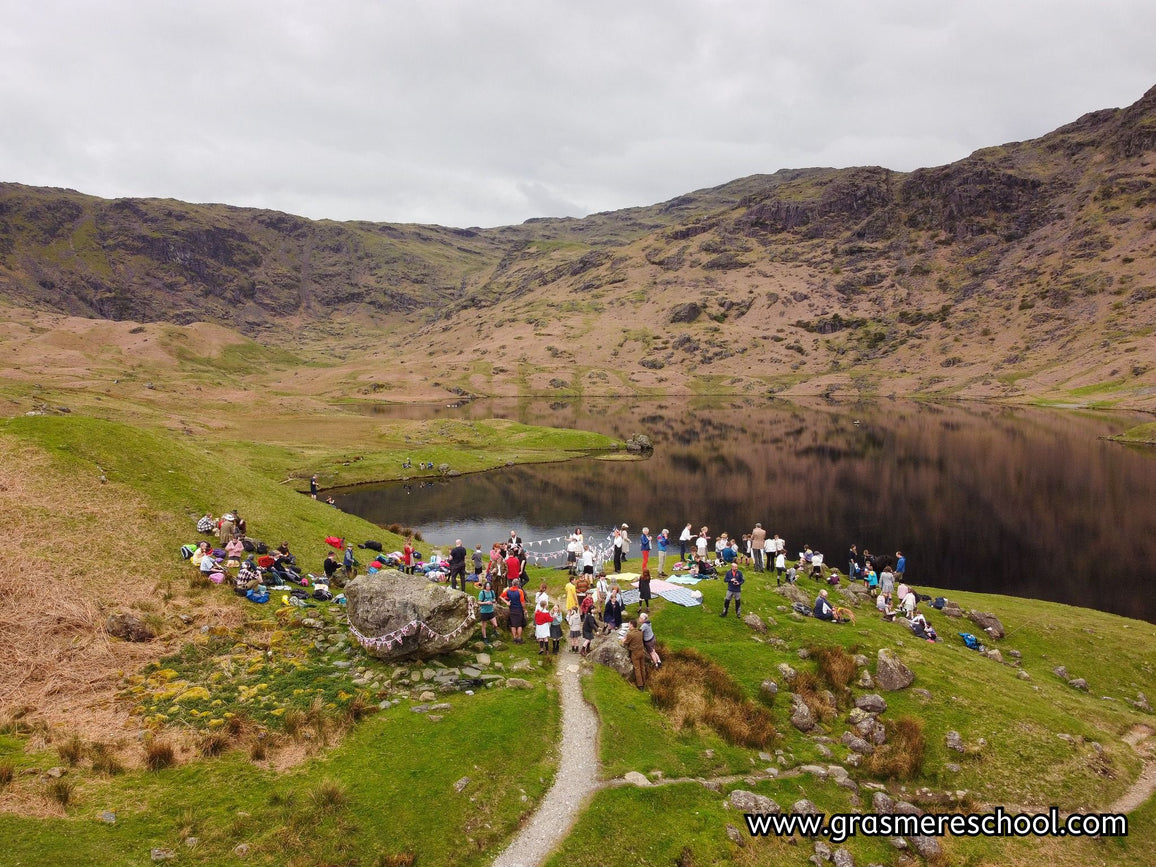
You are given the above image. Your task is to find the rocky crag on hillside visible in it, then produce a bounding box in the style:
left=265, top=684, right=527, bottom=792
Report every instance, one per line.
left=2, top=85, right=1154, bottom=401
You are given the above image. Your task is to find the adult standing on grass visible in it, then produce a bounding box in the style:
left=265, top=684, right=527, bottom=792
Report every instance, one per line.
left=477, top=580, right=496, bottom=644
left=472, top=545, right=484, bottom=582
left=310, top=474, right=318, bottom=499
left=895, top=550, right=907, bottom=581
left=343, top=544, right=356, bottom=582
left=564, top=575, right=578, bottom=613
left=620, top=524, right=631, bottom=559
left=505, top=547, right=522, bottom=588
left=448, top=539, right=468, bottom=590
left=639, top=527, right=651, bottom=573
left=679, top=523, right=693, bottom=563
left=501, top=581, right=527, bottom=644
left=751, top=523, right=767, bottom=572
left=622, top=620, right=649, bottom=689
left=656, top=529, right=669, bottom=576
left=612, top=527, right=625, bottom=573
left=720, top=562, right=745, bottom=617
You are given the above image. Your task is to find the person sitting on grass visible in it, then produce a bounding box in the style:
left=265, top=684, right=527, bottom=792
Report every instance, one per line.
left=910, top=610, right=937, bottom=641
left=814, top=589, right=835, bottom=621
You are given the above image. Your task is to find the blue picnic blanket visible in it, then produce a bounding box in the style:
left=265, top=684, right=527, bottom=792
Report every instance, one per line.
left=655, top=587, right=702, bottom=607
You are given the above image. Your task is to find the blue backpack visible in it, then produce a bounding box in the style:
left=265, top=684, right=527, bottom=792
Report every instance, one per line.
left=246, top=588, right=270, bottom=604
left=959, top=632, right=982, bottom=650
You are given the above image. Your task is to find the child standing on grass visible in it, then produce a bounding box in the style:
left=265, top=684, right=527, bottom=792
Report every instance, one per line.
left=534, top=601, right=553, bottom=655
left=580, top=605, right=597, bottom=657
left=550, top=604, right=564, bottom=654
left=567, top=607, right=581, bottom=653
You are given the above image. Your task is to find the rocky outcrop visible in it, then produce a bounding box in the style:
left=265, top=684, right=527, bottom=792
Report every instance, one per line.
left=875, top=649, right=915, bottom=691
left=105, top=613, right=155, bottom=642
left=967, top=610, right=1006, bottom=640
left=589, top=633, right=634, bottom=678
left=345, top=569, right=476, bottom=661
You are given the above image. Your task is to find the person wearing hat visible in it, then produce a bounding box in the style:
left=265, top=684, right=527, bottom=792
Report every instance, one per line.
left=620, top=523, right=631, bottom=559
left=814, top=589, right=835, bottom=621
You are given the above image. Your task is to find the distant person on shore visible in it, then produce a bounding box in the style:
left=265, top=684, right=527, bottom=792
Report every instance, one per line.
left=310, top=474, right=318, bottom=499
left=656, top=529, right=669, bottom=575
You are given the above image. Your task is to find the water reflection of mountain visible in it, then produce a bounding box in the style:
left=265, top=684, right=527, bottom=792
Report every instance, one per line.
left=343, top=398, right=1156, bottom=623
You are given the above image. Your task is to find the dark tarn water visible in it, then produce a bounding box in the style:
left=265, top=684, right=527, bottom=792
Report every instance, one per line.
left=333, top=397, right=1156, bottom=624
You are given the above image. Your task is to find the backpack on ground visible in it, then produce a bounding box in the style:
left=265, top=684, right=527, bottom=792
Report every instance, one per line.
left=792, top=601, right=812, bottom=617
left=180, top=544, right=198, bottom=560
left=959, top=632, right=984, bottom=651
left=241, top=538, right=256, bottom=553
left=360, top=540, right=383, bottom=552
left=255, top=541, right=269, bottom=555
left=933, top=596, right=946, bottom=609
left=313, top=587, right=333, bottom=601
left=246, top=588, right=270, bottom=603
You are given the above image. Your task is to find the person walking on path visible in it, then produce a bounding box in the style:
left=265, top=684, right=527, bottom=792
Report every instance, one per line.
left=720, top=563, right=745, bottom=617
left=622, top=619, right=650, bottom=689
left=751, top=523, right=767, bottom=572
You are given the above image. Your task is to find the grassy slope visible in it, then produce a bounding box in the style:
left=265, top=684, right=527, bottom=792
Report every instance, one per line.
left=0, top=413, right=592, bottom=865
left=548, top=572, right=1156, bottom=866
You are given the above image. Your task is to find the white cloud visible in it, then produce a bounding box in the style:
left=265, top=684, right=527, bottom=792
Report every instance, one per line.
left=0, top=0, right=1153, bottom=226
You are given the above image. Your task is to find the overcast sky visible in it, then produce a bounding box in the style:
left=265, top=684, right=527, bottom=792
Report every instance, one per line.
left=2, top=1, right=1154, bottom=228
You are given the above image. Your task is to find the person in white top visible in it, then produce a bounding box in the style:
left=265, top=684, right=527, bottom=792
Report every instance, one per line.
left=774, top=550, right=787, bottom=584
left=811, top=550, right=824, bottom=579
left=679, top=523, right=693, bottom=562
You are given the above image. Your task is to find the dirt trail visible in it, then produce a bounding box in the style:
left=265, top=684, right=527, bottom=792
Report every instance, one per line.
left=1110, top=724, right=1156, bottom=814
left=490, top=655, right=601, bottom=867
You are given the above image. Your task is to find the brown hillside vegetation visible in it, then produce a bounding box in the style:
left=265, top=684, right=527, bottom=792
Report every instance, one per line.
left=1, top=85, right=1155, bottom=408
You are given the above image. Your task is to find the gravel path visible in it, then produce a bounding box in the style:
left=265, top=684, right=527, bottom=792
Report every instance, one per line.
left=490, top=654, right=601, bottom=867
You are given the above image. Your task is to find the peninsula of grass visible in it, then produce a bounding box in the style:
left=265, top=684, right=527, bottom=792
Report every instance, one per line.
left=1109, top=420, right=1156, bottom=445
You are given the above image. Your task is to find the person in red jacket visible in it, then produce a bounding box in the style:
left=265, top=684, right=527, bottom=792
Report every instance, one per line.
left=402, top=540, right=415, bottom=575
left=505, top=550, right=522, bottom=587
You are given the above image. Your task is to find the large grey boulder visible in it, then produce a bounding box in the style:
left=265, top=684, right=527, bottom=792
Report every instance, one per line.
left=875, top=649, right=915, bottom=691
left=345, top=570, right=475, bottom=661
left=776, top=583, right=812, bottom=608
left=589, top=633, right=634, bottom=678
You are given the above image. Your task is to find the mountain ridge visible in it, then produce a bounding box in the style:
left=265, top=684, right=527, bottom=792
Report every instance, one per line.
left=1, top=85, right=1154, bottom=407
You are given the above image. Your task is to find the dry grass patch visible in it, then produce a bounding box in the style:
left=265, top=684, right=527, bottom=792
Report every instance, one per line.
left=863, top=716, right=926, bottom=780
left=144, top=738, right=176, bottom=771
left=650, top=648, right=777, bottom=748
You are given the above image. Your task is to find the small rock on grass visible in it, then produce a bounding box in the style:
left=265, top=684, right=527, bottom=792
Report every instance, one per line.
left=453, top=777, right=470, bottom=793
